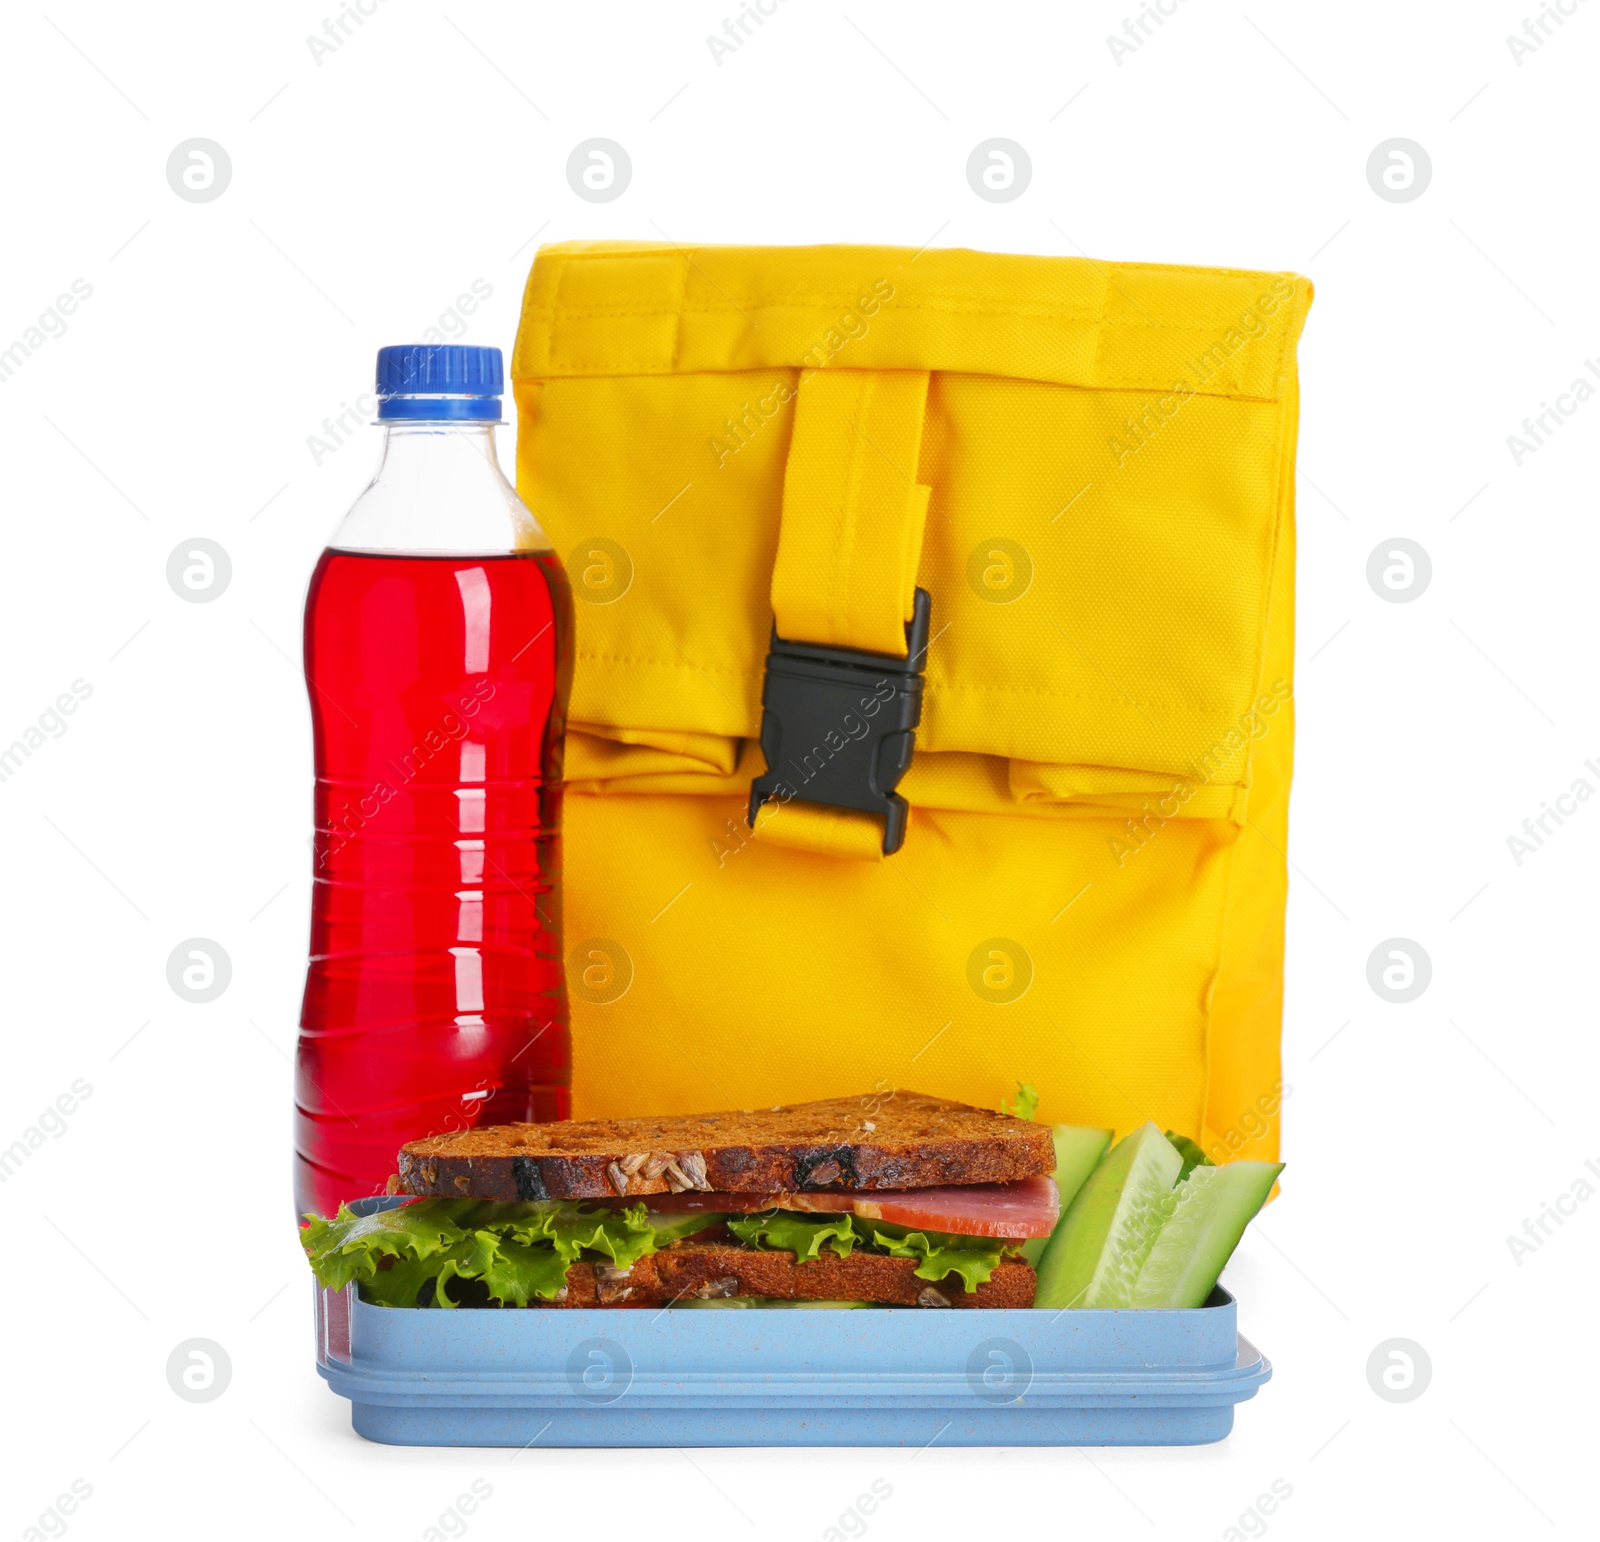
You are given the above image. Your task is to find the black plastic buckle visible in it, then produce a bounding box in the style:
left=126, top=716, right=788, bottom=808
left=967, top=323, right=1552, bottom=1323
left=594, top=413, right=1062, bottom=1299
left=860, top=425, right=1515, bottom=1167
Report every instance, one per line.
left=748, top=589, right=932, bottom=856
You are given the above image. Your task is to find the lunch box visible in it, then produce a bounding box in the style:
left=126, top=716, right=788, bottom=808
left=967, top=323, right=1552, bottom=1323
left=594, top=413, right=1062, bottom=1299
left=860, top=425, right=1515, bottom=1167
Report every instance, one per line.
left=313, top=1198, right=1271, bottom=1448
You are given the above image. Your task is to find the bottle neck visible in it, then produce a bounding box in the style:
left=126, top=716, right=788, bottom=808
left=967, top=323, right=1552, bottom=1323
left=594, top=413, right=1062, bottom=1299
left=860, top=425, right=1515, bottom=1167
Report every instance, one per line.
left=329, top=417, right=550, bottom=556
left=372, top=418, right=502, bottom=482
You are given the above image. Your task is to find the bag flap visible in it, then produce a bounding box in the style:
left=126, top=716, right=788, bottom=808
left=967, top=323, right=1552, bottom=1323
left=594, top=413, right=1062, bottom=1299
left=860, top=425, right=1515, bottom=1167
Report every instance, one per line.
left=513, top=241, right=1311, bottom=819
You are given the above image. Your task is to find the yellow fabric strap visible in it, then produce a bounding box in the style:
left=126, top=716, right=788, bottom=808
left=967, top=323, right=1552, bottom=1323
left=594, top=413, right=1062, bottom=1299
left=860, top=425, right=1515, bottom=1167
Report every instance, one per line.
left=751, top=799, right=889, bottom=860
left=757, top=368, right=933, bottom=860
left=769, top=369, right=932, bottom=657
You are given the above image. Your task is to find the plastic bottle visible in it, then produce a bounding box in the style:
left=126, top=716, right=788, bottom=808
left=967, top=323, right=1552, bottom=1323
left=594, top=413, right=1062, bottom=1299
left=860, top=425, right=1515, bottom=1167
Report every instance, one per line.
left=295, top=344, right=572, bottom=1218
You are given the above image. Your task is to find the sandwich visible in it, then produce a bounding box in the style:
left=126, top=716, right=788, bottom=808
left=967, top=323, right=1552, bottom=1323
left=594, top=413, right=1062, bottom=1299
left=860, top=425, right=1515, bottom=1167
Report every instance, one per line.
left=302, top=1092, right=1062, bottom=1308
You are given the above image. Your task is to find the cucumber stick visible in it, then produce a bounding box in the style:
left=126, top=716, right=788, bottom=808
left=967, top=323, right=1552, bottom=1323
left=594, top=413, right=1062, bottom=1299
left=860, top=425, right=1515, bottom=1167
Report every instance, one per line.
left=1033, top=1123, right=1183, bottom=1309
left=1020, top=1124, right=1113, bottom=1268
left=1128, top=1160, right=1283, bottom=1308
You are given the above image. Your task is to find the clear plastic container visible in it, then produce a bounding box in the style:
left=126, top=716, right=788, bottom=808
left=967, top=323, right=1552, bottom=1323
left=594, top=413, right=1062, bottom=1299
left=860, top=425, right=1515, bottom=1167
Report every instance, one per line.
left=314, top=1199, right=1272, bottom=1447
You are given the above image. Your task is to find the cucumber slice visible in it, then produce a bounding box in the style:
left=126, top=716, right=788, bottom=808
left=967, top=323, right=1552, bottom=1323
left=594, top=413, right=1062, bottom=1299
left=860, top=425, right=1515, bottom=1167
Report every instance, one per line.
left=1128, top=1160, right=1283, bottom=1309
left=1019, top=1124, right=1113, bottom=1267
left=672, top=1296, right=876, bottom=1309
left=1032, top=1122, right=1183, bottom=1309
left=774, top=1299, right=876, bottom=1309
left=641, top=1210, right=729, bottom=1244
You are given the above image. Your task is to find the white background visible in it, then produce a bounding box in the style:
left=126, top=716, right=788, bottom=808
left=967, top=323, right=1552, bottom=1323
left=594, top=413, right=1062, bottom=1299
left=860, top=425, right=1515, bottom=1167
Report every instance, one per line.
left=1, top=2, right=1595, bottom=1539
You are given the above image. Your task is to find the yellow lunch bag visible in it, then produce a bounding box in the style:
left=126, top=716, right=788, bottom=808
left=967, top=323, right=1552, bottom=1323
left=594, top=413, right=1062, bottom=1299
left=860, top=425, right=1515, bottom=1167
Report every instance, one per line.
left=512, top=241, right=1311, bottom=1164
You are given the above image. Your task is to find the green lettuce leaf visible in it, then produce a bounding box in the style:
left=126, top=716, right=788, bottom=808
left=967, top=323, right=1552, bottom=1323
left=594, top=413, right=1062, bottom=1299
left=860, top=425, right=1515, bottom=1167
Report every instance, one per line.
left=724, top=1212, right=1007, bottom=1292
left=357, top=1243, right=477, bottom=1308
left=532, top=1206, right=657, bottom=1270
left=1163, top=1131, right=1214, bottom=1183
left=464, top=1234, right=573, bottom=1307
left=303, top=1197, right=1012, bottom=1307
left=1001, top=1082, right=1041, bottom=1121
left=301, top=1202, right=470, bottom=1291
left=727, top=1211, right=860, bottom=1260
left=868, top=1222, right=1007, bottom=1293
left=301, top=1199, right=660, bottom=1308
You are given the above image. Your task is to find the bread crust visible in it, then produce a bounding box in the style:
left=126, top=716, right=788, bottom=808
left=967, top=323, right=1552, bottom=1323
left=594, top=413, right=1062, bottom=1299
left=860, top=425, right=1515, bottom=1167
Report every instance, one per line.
left=547, top=1246, right=1036, bottom=1308
left=397, top=1091, right=1053, bottom=1200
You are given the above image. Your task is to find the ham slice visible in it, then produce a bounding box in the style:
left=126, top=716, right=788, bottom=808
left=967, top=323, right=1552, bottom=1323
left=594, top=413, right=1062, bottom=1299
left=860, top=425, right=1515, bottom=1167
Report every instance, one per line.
left=632, top=1175, right=1061, bottom=1239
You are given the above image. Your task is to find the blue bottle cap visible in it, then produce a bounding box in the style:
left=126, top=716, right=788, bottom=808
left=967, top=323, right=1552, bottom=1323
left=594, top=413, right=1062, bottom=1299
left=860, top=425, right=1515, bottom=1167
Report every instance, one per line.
left=375, top=345, right=503, bottom=420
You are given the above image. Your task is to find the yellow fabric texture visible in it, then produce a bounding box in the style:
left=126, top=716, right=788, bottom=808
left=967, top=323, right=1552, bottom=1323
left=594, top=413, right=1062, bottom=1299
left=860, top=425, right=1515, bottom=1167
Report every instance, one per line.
left=513, top=241, right=1311, bottom=1163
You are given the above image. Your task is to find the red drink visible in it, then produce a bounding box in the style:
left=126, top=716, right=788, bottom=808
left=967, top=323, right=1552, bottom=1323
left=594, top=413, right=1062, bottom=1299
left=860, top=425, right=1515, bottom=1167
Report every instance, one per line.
left=295, top=546, right=572, bottom=1217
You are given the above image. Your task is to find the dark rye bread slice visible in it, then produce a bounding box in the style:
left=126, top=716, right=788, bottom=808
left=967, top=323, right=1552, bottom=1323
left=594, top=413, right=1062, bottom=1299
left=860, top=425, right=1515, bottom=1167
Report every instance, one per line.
left=548, top=1247, right=1036, bottom=1309
left=398, top=1091, right=1053, bottom=1201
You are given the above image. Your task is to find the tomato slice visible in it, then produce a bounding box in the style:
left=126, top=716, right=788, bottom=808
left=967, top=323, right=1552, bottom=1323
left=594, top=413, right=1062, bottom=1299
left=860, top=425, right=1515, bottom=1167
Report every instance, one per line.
left=835, top=1176, right=1060, bottom=1238
left=626, top=1176, right=1060, bottom=1239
